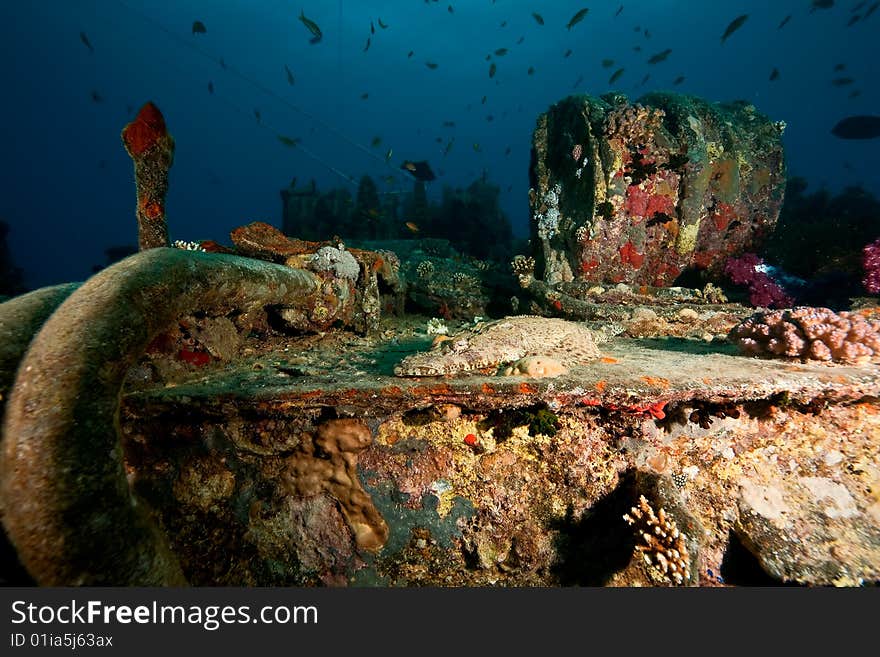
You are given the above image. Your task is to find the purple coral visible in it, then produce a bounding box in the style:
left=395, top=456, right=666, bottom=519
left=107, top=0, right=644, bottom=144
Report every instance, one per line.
left=723, top=253, right=793, bottom=308
left=862, top=238, right=880, bottom=295
left=729, top=306, right=880, bottom=364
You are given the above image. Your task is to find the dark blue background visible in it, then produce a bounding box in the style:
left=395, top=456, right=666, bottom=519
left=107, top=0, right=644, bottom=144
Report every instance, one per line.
left=1, top=0, right=878, bottom=288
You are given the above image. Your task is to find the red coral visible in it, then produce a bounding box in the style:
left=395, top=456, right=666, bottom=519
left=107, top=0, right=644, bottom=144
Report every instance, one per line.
left=711, top=202, right=737, bottom=231
left=619, top=241, right=644, bottom=268
left=122, top=102, right=168, bottom=157
left=178, top=349, right=211, bottom=367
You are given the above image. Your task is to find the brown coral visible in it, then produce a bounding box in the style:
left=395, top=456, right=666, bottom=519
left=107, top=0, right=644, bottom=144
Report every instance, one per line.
left=623, top=495, right=690, bottom=585
left=729, top=307, right=880, bottom=364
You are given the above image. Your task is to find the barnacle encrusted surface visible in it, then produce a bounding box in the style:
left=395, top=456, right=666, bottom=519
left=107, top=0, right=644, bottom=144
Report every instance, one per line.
left=394, top=315, right=602, bottom=376
left=729, top=307, right=880, bottom=364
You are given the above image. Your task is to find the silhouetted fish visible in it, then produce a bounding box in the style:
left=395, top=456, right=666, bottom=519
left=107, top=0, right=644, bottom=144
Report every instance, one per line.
left=721, top=14, right=748, bottom=44
left=299, top=10, right=322, bottom=44
left=865, top=2, right=879, bottom=19
left=378, top=18, right=388, bottom=29
left=489, top=62, right=497, bottom=78
left=810, top=0, right=834, bottom=12
left=207, top=80, right=214, bottom=94
left=494, top=48, right=508, bottom=56
left=517, top=35, right=525, bottom=44
left=192, top=20, right=207, bottom=35
left=673, top=75, right=685, bottom=85
left=370, top=20, right=375, bottom=35
left=609, top=68, right=624, bottom=84
left=401, top=160, right=436, bottom=181
left=769, top=68, right=779, bottom=81
left=527, top=66, right=535, bottom=75
left=254, top=108, right=261, bottom=122
left=616, top=6, right=624, bottom=17
left=647, top=48, right=672, bottom=64
left=833, top=63, right=846, bottom=71
left=532, top=12, right=544, bottom=25
left=601, top=58, right=614, bottom=68
left=831, top=115, right=880, bottom=139
left=90, top=90, right=103, bottom=103
left=277, top=135, right=300, bottom=147
left=777, top=14, right=791, bottom=29
left=852, top=1, right=867, bottom=11
left=849, top=89, right=862, bottom=98
left=371, top=136, right=382, bottom=147
left=285, top=65, right=295, bottom=85
left=425, top=61, right=438, bottom=69
left=563, top=48, right=572, bottom=57
left=847, top=14, right=861, bottom=26
left=79, top=31, right=94, bottom=53
left=363, top=36, right=371, bottom=51
left=831, top=77, right=855, bottom=86
left=567, top=8, right=589, bottom=30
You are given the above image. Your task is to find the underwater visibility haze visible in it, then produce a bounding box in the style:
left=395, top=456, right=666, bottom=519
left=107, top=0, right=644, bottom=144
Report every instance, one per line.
left=0, top=0, right=879, bottom=289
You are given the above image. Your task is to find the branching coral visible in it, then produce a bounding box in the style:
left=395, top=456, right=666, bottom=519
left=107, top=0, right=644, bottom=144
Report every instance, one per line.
left=623, top=495, right=690, bottom=585
left=724, top=253, right=793, bottom=308
left=862, top=238, right=880, bottom=295
left=729, top=306, right=880, bottom=364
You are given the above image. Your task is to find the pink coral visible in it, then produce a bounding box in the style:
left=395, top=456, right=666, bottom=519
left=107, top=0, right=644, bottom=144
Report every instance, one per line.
left=729, top=307, right=880, bottom=364
left=862, top=238, right=880, bottom=295
left=723, top=253, right=793, bottom=308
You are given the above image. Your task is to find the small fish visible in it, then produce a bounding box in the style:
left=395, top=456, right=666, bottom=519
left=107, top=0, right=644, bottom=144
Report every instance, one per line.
left=371, top=136, right=382, bottom=147
left=207, top=80, right=214, bottom=94
left=79, top=31, right=94, bottom=53
left=601, top=58, right=615, bottom=68
left=572, top=74, right=584, bottom=88
left=852, top=1, right=867, bottom=11
left=486, top=114, right=494, bottom=122
left=370, top=20, right=375, bottom=35
left=192, top=20, right=207, bottom=35
left=831, top=114, right=880, bottom=139
left=505, top=146, right=511, bottom=156
left=616, top=5, right=624, bottom=17
left=299, top=10, right=323, bottom=44
left=425, top=61, right=438, bottom=69
left=831, top=77, right=855, bottom=86
left=647, top=48, right=672, bottom=64
left=90, top=90, right=103, bottom=103
left=849, top=89, right=862, bottom=98
left=769, top=67, right=779, bottom=81
left=277, top=135, right=301, bottom=147
left=563, top=48, right=572, bottom=58
left=777, top=14, right=792, bottom=29
left=833, top=63, right=846, bottom=71
left=481, top=95, right=487, bottom=104
left=444, top=139, right=454, bottom=155
left=566, top=8, right=589, bottom=30
left=448, top=4, right=454, bottom=13
left=363, top=36, right=371, bottom=52
left=673, top=75, right=685, bottom=85
left=494, top=48, right=508, bottom=56
left=644, top=29, right=651, bottom=38
left=254, top=108, right=261, bottom=122
left=500, top=20, right=508, bottom=27
left=285, top=65, right=295, bottom=85
left=401, top=160, right=436, bottom=181
left=640, top=73, right=650, bottom=86
left=361, top=92, right=369, bottom=99
left=726, top=220, right=742, bottom=232
left=405, top=221, right=420, bottom=233
left=847, top=14, right=861, bottom=26
left=408, top=50, right=414, bottom=58
left=473, top=142, right=481, bottom=152
left=442, top=120, right=456, bottom=127
left=378, top=17, right=388, bottom=29
left=609, top=67, right=625, bottom=84
left=810, top=0, right=834, bottom=12
left=385, top=148, right=393, bottom=162
left=489, top=62, right=497, bottom=78
left=866, top=1, right=879, bottom=19
left=632, top=45, right=642, bottom=52
left=721, top=14, right=748, bottom=44
left=527, top=66, right=535, bottom=75
left=219, top=57, right=227, bottom=69
left=485, top=54, right=491, bottom=61
left=516, top=35, right=525, bottom=44
left=532, top=13, right=544, bottom=25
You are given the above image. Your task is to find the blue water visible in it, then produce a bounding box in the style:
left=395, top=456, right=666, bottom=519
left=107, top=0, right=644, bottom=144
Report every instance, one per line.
left=1, top=0, right=878, bottom=289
